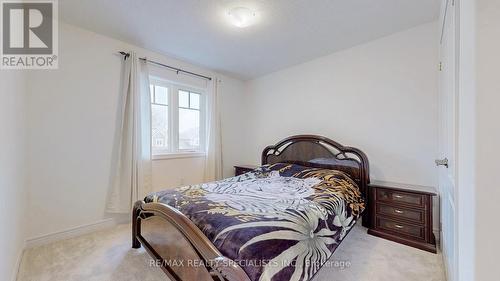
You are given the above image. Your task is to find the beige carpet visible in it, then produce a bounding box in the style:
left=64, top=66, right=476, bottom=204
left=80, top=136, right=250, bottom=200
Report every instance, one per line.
left=17, top=223, right=445, bottom=281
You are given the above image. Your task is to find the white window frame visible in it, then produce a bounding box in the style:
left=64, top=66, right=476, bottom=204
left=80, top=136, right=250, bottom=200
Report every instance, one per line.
left=150, top=76, right=207, bottom=159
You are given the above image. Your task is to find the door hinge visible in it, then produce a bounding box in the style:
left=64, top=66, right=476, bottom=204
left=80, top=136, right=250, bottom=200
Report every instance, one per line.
left=439, top=62, right=443, bottom=71
left=435, top=158, right=449, bottom=168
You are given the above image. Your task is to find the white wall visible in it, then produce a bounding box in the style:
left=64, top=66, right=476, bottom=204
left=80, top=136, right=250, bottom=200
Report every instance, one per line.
left=242, top=22, right=439, bottom=187
left=152, top=156, right=205, bottom=189
left=475, top=0, right=500, bottom=280
left=25, top=22, right=245, bottom=239
left=220, top=77, right=247, bottom=177
left=0, top=70, right=27, bottom=281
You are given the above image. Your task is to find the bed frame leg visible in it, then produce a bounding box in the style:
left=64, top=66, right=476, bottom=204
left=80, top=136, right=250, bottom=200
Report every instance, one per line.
left=132, top=200, right=142, bottom=249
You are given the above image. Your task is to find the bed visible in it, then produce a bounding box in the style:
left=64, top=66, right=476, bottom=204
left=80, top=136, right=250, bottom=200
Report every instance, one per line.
left=132, top=135, right=370, bottom=281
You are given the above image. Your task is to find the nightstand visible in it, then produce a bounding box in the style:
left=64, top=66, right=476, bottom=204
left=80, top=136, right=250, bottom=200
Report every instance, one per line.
left=234, top=165, right=259, bottom=176
left=367, top=181, right=437, bottom=253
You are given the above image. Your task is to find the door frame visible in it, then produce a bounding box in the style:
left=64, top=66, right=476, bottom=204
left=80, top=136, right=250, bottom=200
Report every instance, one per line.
left=439, top=0, right=459, bottom=280
left=439, top=0, right=477, bottom=281
left=455, top=0, right=477, bottom=281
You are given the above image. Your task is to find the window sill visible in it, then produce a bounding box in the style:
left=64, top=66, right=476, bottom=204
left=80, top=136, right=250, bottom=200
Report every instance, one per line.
left=152, top=152, right=207, bottom=161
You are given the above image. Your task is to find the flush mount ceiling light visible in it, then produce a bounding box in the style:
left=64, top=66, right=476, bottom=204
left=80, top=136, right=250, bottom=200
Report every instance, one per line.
left=226, top=7, right=257, bottom=28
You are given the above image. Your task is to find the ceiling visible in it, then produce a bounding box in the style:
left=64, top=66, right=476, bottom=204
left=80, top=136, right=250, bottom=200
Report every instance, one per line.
left=59, top=0, right=440, bottom=80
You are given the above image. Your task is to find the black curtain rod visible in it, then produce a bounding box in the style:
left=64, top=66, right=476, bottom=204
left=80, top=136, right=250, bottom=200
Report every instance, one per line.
left=118, top=51, right=212, bottom=81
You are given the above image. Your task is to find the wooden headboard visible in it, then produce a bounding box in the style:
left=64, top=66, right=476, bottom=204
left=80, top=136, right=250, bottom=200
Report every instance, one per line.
left=261, top=135, right=370, bottom=196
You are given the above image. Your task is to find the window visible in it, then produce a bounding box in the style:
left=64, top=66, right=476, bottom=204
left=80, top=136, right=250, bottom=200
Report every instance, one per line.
left=150, top=78, right=206, bottom=157
left=151, top=84, right=169, bottom=154
left=178, top=90, right=201, bottom=150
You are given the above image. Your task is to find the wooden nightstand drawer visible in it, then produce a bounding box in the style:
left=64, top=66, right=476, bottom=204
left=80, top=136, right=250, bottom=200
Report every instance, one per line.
left=376, top=203, right=425, bottom=224
left=376, top=188, right=426, bottom=208
left=375, top=216, right=425, bottom=240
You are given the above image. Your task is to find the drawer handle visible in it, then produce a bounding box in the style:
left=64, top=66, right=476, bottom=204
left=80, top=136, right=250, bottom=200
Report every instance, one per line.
left=394, top=224, right=404, bottom=229
left=394, top=195, right=404, bottom=199
left=394, top=209, right=404, bottom=214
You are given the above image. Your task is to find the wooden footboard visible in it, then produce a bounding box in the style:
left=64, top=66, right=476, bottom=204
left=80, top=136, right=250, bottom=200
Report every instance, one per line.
left=132, top=200, right=251, bottom=281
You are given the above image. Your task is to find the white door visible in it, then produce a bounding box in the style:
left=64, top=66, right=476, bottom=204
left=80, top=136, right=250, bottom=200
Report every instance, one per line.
left=438, top=0, right=458, bottom=280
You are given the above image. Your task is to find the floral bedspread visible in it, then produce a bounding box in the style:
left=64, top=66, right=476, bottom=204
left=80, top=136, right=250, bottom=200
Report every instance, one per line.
left=145, top=163, right=365, bottom=281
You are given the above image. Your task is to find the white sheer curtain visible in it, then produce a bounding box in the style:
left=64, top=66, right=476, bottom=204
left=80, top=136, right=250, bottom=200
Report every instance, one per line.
left=204, top=77, right=223, bottom=182
left=107, top=51, right=152, bottom=213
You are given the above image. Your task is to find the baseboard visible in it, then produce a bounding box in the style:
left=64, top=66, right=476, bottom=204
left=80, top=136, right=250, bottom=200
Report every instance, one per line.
left=25, top=218, right=120, bottom=249
left=11, top=243, right=25, bottom=281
